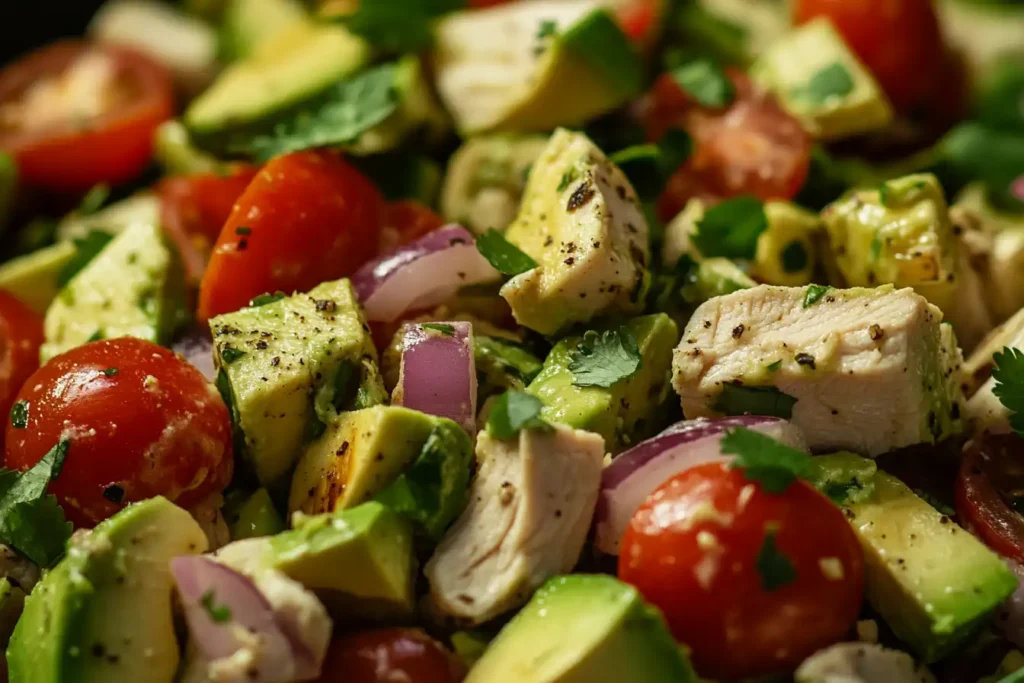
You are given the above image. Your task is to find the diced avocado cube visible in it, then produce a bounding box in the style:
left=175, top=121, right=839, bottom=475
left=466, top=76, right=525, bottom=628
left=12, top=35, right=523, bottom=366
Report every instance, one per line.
left=434, top=3, right=643, bottom=134
left=57, top=192, right=161, bottom=243
left=219, top=0, right=306, bottom=61
left=684, top=258, right=755, bottom=302
left=501, top=129, right=650, bottom=334
left=152, top=120, right=227, bottom=175
left=475, top=335, right=544, bottom=399
left=210, top=278, right=386, bottom=489
left=750, top=202, right=822, bottom=286
left=466, top=574, right=697, bottom=683
left=806, top=452, right=878, bottom=505
left=0, top=241, right=77, bottom=314
left=8, top=498, right=208, bottom=683
left=751, top=17, right=893, bottom=140
left=528, top=314, right=678, bottom=451
left=224, top=488, right=285, bottom=540
left=41, top=221, right=187, bottom=363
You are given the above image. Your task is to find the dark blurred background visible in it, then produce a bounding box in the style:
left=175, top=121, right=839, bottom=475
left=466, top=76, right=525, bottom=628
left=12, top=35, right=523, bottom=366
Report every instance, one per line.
left=0, top=2, right=106, bottom=63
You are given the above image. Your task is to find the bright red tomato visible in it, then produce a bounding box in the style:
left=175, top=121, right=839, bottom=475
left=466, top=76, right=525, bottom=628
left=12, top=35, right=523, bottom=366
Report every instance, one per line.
left=956, top=432, right=1024, bottom=563
left=3, top=337, right=232, bottom=527
left=378, top=200, right=446, bottom=256
left=159, top=166, right=259, bottom=285
left=644, top=70, right=811, bottom=221
left=619, top=463, right=863, bottom=680
left=0, top=41, right=174, bottom=193
left=198, top=150, right=385, bottom=322
left=0, top=292, right=43, bottom=450
left=615, top=0, right=663, bottom=44
left=794, top=0, right=945, bottom=113
left=314, top=629, right=466, bottom=683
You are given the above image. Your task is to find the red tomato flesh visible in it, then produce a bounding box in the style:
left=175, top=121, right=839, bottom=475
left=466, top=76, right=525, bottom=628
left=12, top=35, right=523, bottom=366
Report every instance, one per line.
left=0, top=292, right=43, bottom=451
left=314, top=629, right=466, bottom=683
left=957, top=432, right=1024, bottom=564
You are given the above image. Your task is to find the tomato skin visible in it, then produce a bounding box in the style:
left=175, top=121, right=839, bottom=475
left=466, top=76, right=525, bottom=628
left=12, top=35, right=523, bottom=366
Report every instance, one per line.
left=3, top=337, right=232, bottom=527
left=198, top=150, right=385, bottom=321
left=0, top=292, right=43, bottom=450
left=159, top=166, right=259, bottom=285
left=378, top=200, right=446, bottom=256
left=0, top=41, right=174, bottom=193
left=645, top=70, right=811, bottom=221
left=619, top=463, right=863, bottom=680
left=794, top=0, right=944, bottom=113
left=956, top=432, right=1024, bottom=563
left=314, top=629, right=466, bottom=683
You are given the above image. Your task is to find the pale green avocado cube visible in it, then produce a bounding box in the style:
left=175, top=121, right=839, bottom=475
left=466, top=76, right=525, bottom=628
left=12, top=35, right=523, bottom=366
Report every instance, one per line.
left=8, top=497, right=208, bottom=683
left=751, top=202, right=822, bottom=286
left=0, top=241, right=76, bottom=314
left=501, top=129, right=650, bottom=335
left=434, top=3, right=643, bottom=134
left=751, top=17, right=893, bottom=140
left=466, top=574, right=697, bottom=683
left=220, top=0, right=306, bottom=61
left=683, top=257, right=756, bottom=302
left=211, top=278, right=385, bottom=489
left=528, top=314, right=678, bottom=451
left=57, top=193, right=161, bottom=242
left=844, top=470, right=1017, bottom=661
left=41, top=221, right=186, bottom=363
left=152, top=119, right=227, bottom=175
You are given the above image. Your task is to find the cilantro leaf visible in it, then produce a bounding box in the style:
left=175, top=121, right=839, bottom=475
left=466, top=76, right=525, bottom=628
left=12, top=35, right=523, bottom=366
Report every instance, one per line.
left=421, top=323, right=455, bottom=336
left=993, top=347, right=1024, bottom=436
left=721, top=427, right=813, bottom=493
left=670, top=59, right=734, bottom=108
left=476, top=229, right=538, bottom=276
left=249, top=292, right=286, bottom=307
left=568, top=328, right=642, bottom=388
left=221, top=347, right=246, bottom=365
left=794, top=62, right=854, bottom=104
left=756, top=529, right=797, bottom=591
left=58, top=230, right=114, bottom=287
left=692, top=195, right=767, bottom=260
left=803, top=284, right=832, bottom=308
left=201, top=589, right=232, bottom=623
left=77, top=183, right=110, bottom=216
left=334, top=0, right=464, bottom=54
left=0, top=439, right=72, bottom=566
left=487, top=391, right=550, bottom=440
left=713, top=382, right=797, bottom=419
left=228, top=64, right=399, bottom=162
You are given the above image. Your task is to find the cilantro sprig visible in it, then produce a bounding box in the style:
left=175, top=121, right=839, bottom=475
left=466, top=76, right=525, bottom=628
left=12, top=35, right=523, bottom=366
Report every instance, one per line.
left=487, top=391, right=550, bottom=440
left=334, top=0, right=464, bottom=54
left=755, top=529, right=797, bottom=591
left=993, top=347, right=1024, bottom=436
left=670, top=59, right=734, bottom=108
left=200, top=589, right=233, bottom=623
left=803, top=284, right=832, bottom=308
left=793, top=62, right=854, bottom=105
left=692, top=195, right=767, bottom=260
left=476, top=230, right=538, bottom=276
left=568, top=328, right=642, bottom=388
left=720, top=427, right=813, bottom=493
left=0, top=439, right=73, bottom=567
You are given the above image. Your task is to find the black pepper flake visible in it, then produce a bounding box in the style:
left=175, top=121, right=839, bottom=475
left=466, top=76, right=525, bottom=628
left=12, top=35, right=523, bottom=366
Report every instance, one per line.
left=566, top=183, right=595, bottom=212
left=564, top=257, right=575, bottom=266
left=543, top=236, right=554, bottom=247
left=92, top=644, right=106, bottom=657
left=314, top=299, right=336, bottom=313
left=951, top=402, right=961, bottom=420
left=255, top=340, right=268, bottom=350
left=731, top=324, right=745, bottom=339
left=703, top=320, right=711, bottom=329
left=795, top=353, right=816, bottom=369
left=237, top=239, right=248, bottom=251
left=271, top=356, right=280, bottom=367
left=869, top=324, right=884, bottom=341
left=336, top=441, right=349, bottom=457
left=103, top=485, right=125, bottom=503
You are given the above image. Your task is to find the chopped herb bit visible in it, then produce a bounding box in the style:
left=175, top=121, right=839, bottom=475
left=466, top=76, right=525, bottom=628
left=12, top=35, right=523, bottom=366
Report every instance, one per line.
left=722, top=427, right=813, bottom=493
left=235, top=226, right=252, bottom=236
left=556, top=167, right=580, bottom=193
left=536, top=18, right=558, bottom=39
left=476, top=229, right=538, bottom=276
left=796, top=62, right=855, bottom=104
left=487, top=390, right=550, bottom=440
left=756, top=529, right=797, bottom=591
left=200, top=589, right=232, bottom=623
left=671, top=59, right=734, bottom=108
left=421, top=323, right=456, bottom=336
left=9, top=401, right=28, bottom=429
left=766, top=360, right=782, bottom=373
left=568, top=328, right=643, bottom=388
left=103, top=368, right=119, bottom=377
left=87, top=329, right=104, bottom=343
left=249, top=292, right=286, bottom=307
left=869, top=234, right=883, bottom=262
left=58, top=230, right=114, bottom=287
left=334, top=0, right=464, bottom=53
left=77, top=183, right=110, bottom=216
left=780, top=241, right=809, bottom=273
left=0, top=438, right=73, bottom=567
left=221, top=347, right=247, bottom=365
left=992, top=347, right=1024, bottom=437
left=713, top=382, right=797, bottom=419
left=692, top=195, right=767, bottom=260
left=609, top=129, right=692, bottom=201
left=803, top=284, right=832, bottom=308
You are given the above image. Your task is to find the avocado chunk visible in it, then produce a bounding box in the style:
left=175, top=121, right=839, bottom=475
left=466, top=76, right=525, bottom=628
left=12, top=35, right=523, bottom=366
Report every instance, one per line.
left=751, top=202, right=822, bottom=286
left=185, top=18, right=369, bottom=138
left=57, top=192, right=161, bottom=242
left=41, top=221, right=187, bottom=362
left=0, top=241, right=76, bottom=314
left=528, top=314, right=678, bottom=451
left=434, top=2, right=643, bottom=134
left=8, top=497, right=208, bottom=683
left=440, top=134, right=550, bottom=234
left=751, top=17, right=893, bottom=140
left=501, top=129, right=650, bottom=334
left=475, top=335, right=544, bottom=399
left=216, top=501, right=416, bottom=620
left=685, top=258, right=756, bottom=302
left=152, top=120, right=227, bottom=175
left=211, top=278, right=385, bottom=489
left=223, top=488, right=285, bottom=540
left=219, top=0, right=306, bottom=60
left=465, top=574, right=697, bottom=683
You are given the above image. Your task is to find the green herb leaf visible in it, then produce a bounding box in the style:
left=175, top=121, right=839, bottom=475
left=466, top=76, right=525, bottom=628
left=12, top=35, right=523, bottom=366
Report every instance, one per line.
left=229, top=64, right=400, bottom=162
left=567, top=328, right=643, bottom=388
left=58, top=230, right=114, bottom=287
left=476, top=229, right=538, bottom=276
left=869, top=234, right=883, bottom=262
left=713, top=382, right=797, bottom=419
left=104, top=368, right=119, bottom=377
left=77, top=184, right=110, bottom=216
left=557, top=167, right=581, bottom=193
left=993, top=347, right=1024, bottom=437
left=487, top=391, right=550, bottom=440
left=335, top=0, right=464, bottom=53
left=9, top=401, right=28, bottom=429
left=803, top=284, right=832, bottom=308
left=249, top=292, right=287, bottom=307
left=0, top=439, right=73, bottom=567
left=692, top=195, right=767, bottom=260
left=670, top=59, right=734, bottom=108
left=421, top=323, right=456, bottom=336
left=721, top=427, right=813, bottom=493
left=536, top=19, right=558, bottom=40
left=755, top=529, right=797, bottom=591
left=200, top=589, right=232, bottom=623
left=766, top=360, right=782, bottom=373
left=795, top=62, right=854, bottom=104
left=609, top=129, right=692, bottom=201
left=86, top=329, right=104, bottom=343
left=221, top=347, right=247, bottom=365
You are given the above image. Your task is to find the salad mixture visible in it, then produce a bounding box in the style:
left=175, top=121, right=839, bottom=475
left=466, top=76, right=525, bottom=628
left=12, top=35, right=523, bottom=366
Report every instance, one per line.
left=0, top=0, right=1023, bottom=681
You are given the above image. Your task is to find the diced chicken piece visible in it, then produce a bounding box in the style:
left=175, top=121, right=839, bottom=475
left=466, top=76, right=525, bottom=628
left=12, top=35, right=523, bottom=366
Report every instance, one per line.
left=424, top=424, right=604, bottom=625
left=795, top=642, right=936, bottom=683
left=673, top=285, right=965, bottom=456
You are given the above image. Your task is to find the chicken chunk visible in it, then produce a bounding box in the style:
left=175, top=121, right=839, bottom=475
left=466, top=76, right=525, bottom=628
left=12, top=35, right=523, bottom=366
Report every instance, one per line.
left=673, top=285, right=965, bottom=456
left=795, top=643, right=936, bottom=683
left=424, top=424, right=604, bottom=625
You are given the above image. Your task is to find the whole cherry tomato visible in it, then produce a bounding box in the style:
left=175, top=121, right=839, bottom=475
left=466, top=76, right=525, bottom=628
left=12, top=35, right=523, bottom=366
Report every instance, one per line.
left=644, top=69, right=811, bottom=221
left=794, top=0, right=945, bottom=113
left=0, top=292, right=43, bottom=450
left=619, top=462, right=863, bottom=680
left=3, top=337, right=232, bottom=527
left=198, top=150, right=385, bottom=321
left=957, top=431, right=1024, bottom=563
left=0, top=41, right=174, bottom=192
left=314, top=629, right=466, bottom=683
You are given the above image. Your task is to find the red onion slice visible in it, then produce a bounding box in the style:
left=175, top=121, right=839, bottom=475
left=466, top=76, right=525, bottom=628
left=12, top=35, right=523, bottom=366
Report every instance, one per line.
left=594, top=416, right=808, bottom=555
left=393, top=322, right=477, bottom=434
left=172, top=327, right=215, bottom=381
left=352, top=225, right=500, bottom=323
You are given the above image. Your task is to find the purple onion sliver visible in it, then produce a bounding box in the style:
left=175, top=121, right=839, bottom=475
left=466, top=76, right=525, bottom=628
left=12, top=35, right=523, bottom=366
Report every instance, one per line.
left=394, top=321, right=477, bottom=434
left=172, top=327, right=215, bottom=381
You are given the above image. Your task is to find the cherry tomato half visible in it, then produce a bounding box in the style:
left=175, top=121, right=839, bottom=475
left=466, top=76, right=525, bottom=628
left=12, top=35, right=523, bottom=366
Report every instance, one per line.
left=3, top=337, right=233, bottom=527
left=644, top=70, right=811, bottom=221
left=957, top=431, right=1024, bottom=563
left=159, top=165, right=259, bottom=285
left=314, top=629, right=466, bottom=683
left=0, top=292, right=43, bottom=450
left=794, top=0, right=945, bottom=113
left=619, top=463, right=863, bottom=680
left=0, top=41, right=174, bottom=193
left=198, top=150, right=385, bottom=321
